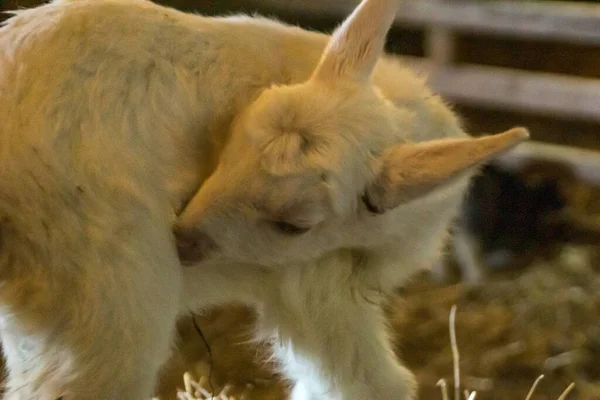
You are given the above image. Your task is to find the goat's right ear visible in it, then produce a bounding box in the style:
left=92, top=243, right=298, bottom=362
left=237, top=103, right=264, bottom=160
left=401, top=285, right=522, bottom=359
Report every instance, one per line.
left=364, top=127, right=530, bottom=213
left=311, top=0, right=399, bottom=84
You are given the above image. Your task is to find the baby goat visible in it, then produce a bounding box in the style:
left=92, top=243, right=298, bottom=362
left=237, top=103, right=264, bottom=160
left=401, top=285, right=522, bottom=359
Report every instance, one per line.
left=0, top=0, right=528, bottom=399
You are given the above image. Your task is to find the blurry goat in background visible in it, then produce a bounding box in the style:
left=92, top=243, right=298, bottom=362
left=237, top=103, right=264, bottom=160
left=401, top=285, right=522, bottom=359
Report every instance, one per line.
left=434, top=157, right=600, bottom=283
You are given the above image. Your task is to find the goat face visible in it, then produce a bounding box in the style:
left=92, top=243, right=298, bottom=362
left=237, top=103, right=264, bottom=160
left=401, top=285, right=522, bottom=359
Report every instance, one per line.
left=174, top=0, right=529, bottom=267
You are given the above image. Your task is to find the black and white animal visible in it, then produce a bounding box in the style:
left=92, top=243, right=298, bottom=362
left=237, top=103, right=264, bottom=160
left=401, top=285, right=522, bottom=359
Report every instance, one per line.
left=435, top=160, right=600, bottom=283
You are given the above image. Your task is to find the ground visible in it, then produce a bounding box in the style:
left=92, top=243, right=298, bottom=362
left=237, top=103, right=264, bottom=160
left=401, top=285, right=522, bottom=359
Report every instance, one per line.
left=157, top=244, right=600, bottom=400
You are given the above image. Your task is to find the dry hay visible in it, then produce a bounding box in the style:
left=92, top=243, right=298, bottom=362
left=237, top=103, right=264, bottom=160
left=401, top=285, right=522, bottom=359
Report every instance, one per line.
left=392, top=245, right=600, bottom=400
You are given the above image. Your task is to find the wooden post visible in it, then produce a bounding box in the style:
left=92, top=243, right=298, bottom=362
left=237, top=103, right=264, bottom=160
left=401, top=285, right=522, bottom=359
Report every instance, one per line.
left=423, top=0, right=455, bottom=67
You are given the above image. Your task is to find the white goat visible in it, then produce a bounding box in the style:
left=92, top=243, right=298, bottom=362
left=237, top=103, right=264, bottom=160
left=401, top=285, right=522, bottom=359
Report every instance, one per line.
left=0, top=0, right=528, bottom=399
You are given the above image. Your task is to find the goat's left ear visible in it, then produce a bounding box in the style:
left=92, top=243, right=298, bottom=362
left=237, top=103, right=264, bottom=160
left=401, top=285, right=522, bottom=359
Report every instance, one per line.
left=364, top=127, right=530, bottom=213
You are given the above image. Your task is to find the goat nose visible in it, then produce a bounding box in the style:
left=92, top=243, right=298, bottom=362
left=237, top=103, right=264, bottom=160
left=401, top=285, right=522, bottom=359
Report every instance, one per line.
left=173, top=226, right=217, bottom=266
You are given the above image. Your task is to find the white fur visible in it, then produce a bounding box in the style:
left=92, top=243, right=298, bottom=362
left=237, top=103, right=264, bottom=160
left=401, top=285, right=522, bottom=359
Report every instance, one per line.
left=0, top=0, right=525, bottom=399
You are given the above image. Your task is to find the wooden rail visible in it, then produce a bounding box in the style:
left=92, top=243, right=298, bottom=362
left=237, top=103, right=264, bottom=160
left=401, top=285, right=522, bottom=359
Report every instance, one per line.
left=496, top=141, right=600, bottom=186
left=402, top=56, right=600, bottom=124
left=253, top=0, right=600, bottom=44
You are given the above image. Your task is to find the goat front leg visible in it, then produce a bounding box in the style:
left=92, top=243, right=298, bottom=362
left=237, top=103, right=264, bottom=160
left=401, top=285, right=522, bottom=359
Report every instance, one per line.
left=452, top=226, right=487, bottom=283
left=261, top=254, right=416, bottom=400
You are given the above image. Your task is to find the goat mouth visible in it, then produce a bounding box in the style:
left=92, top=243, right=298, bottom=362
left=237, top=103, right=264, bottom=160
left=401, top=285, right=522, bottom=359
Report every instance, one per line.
left=173, top=228, right=217, bottom=266
left=176, top=239, right=213, bottom=266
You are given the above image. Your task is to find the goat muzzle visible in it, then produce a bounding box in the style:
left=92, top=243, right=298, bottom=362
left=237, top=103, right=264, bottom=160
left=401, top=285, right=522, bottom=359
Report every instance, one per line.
left=173, top=226, right=217, bottom=266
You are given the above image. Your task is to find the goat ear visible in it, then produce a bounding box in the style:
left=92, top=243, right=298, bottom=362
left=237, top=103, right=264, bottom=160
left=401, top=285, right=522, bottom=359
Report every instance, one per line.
left=364, top=127, right=530, bottom=212
left=311, top=0, right=399, bottom=83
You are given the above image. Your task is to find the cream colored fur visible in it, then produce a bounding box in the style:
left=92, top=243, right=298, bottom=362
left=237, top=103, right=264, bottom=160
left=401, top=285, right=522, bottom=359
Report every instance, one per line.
left=0, top=0, right=527, bottom=399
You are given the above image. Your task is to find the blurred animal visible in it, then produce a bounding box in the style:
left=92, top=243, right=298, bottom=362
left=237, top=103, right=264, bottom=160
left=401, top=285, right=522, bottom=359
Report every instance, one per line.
left=0, top=0, right=527, bottom=398
left=434, top=159, right=600, bottom=283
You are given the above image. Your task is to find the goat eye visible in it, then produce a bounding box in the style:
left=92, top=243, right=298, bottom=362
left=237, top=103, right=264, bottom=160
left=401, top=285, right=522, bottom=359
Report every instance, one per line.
left=272, top=221, right=310, bottom=235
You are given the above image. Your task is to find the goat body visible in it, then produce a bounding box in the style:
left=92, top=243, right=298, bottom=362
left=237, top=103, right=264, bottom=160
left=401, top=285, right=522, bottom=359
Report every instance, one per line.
left=0, top=0, right=528, bottom=399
